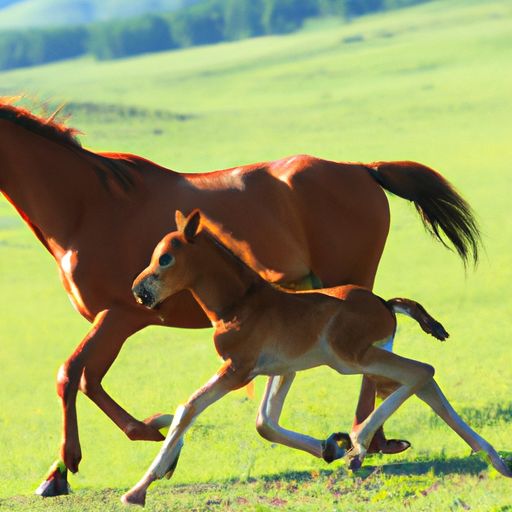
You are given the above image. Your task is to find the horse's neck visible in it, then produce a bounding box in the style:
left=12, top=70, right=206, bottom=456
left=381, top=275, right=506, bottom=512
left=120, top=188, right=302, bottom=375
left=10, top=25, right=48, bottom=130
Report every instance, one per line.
left=0, top=123, right=109, bottom=258
left=189, top=234, right=263, bottom=323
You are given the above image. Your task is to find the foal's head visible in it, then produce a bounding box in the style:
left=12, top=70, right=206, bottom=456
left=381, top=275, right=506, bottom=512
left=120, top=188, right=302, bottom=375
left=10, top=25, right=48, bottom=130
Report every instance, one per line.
left=132, top=210, right=202, bottom=308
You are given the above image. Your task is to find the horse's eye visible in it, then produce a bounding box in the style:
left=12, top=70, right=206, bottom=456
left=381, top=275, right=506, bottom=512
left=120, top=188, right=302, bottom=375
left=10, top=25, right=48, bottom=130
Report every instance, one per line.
left=158, top=253, right=174, bottom=268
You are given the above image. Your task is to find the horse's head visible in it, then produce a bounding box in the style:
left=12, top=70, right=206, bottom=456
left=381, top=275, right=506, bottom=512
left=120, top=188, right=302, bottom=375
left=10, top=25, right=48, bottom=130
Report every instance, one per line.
left=132, top=210, right=201, bottom=308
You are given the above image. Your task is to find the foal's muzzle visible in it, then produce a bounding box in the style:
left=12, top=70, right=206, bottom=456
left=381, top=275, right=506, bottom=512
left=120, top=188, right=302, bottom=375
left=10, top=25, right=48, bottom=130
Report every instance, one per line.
left=133, top=282, right=157, bottom=308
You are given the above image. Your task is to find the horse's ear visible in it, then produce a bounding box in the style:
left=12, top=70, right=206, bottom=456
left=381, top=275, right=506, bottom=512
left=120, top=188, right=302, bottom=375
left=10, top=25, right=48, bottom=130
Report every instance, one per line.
left=175, top=210, right=186, bottom=231
left=183, top=209, right=201, bottom=242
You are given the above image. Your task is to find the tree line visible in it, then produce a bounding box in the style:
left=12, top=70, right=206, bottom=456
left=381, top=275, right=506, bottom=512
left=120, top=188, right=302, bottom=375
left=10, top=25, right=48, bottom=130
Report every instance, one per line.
left=0, top=0, right=429, bottom=70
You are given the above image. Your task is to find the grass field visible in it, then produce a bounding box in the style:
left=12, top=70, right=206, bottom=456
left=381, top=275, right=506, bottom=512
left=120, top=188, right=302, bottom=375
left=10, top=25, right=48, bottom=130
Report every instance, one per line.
left=1, top=0, right=512, bottom=510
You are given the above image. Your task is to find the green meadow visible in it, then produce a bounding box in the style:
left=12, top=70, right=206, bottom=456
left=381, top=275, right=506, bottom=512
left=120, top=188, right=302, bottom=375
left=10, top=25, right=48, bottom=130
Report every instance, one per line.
left=1, top=0, right=511, bottom=510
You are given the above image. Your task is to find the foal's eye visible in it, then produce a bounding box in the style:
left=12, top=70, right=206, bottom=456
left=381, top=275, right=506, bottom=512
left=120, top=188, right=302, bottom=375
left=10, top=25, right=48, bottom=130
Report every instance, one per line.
left=158, top=253, right=174, bottom=268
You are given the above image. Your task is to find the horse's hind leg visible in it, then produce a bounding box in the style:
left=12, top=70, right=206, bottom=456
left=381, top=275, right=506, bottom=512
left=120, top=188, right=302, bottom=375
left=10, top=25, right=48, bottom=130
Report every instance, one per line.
left=416, top=380, right=512, bottom=477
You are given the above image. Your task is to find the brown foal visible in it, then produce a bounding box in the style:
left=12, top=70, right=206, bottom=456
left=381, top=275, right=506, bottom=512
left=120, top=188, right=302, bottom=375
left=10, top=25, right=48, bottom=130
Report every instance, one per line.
left=123, top=210, right=511, bottom=506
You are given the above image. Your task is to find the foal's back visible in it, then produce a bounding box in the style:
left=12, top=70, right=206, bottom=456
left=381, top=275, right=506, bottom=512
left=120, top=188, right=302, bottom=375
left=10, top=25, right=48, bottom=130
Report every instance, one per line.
left=217, top=283, right=396, bottom=375
left=292, top=285, right=396, bottom=362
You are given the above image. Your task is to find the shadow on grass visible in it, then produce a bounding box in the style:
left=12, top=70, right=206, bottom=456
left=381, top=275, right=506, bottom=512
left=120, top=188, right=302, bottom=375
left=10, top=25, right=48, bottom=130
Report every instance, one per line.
left=257, top=454, right=488, bottom=484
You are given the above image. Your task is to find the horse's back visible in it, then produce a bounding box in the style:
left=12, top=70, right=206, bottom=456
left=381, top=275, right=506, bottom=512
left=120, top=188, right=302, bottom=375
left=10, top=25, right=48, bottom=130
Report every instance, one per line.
left=179, top=155, right=390, bottom=289
left=269, top=155, right=390, bottom=288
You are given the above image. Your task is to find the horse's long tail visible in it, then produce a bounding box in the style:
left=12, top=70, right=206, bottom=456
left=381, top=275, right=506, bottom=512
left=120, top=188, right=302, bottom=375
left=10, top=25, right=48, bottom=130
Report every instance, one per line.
left=364, top=161, right=481, bottom=267
left=387, top=297, right=449, bottom=341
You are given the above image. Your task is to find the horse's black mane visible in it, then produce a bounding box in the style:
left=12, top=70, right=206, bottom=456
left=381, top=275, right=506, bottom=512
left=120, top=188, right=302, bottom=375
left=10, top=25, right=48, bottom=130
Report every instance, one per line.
left=0, top=98, right=138, bottom=191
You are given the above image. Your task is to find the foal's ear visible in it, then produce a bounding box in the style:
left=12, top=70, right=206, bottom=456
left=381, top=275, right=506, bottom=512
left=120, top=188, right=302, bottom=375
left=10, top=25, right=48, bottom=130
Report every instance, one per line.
left=175, top=210, right=186, bottom=231
left=183, top=209, right=201, bottom=242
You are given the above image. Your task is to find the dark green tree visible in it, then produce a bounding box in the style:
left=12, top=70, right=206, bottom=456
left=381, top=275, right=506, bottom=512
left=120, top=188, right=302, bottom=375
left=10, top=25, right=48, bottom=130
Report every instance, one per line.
left=223, top=0, right=265, bottom=40
left=89, top=15, right=176, bottom=59
left=170, top=1, right=225, bottom=47
left=261, top=0, right=319, bottom=34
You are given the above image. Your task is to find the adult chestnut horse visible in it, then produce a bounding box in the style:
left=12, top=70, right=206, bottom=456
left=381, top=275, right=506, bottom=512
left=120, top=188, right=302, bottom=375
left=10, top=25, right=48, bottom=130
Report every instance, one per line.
left=0, top=99, right=479, bottom=495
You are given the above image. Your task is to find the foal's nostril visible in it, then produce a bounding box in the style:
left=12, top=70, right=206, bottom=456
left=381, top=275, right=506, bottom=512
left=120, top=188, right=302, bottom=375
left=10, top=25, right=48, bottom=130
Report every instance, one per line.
left=133, top=285, right=155, bottom=307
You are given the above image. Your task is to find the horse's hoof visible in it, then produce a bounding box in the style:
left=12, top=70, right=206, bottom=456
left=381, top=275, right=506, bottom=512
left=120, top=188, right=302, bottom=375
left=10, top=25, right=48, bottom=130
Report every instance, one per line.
left=367, top=438, right=411, bottom=455
left=143, top=413, right=174, bottom=434
left=322, top=432, right=352, bottom=463
left=35, top=461, right=70, bottom=497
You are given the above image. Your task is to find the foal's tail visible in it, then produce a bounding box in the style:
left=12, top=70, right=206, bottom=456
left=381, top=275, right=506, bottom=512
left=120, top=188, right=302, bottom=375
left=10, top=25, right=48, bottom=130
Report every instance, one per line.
left=364, top=161, right=481, bottom=267
left=387, top=298, right=449, bottom=341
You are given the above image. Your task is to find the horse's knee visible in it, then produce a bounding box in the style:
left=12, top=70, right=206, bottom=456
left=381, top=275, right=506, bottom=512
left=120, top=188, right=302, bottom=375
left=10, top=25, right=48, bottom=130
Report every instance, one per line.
left=256, top=413, right=276, bottom=441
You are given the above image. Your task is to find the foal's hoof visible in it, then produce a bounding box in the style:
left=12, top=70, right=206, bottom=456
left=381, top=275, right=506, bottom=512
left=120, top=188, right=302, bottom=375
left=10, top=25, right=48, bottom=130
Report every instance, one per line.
left=348, top=453, right=363, bottom=471
left=121, top=489, right=146, bottom=507
left=35, top=460, right=70, bottom=497
left=321, top=432, right=352, bottom=463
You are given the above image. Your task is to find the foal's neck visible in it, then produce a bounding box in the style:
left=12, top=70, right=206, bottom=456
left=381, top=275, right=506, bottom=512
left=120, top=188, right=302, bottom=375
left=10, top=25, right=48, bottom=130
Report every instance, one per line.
left=189, top=232, right=265, bottom=324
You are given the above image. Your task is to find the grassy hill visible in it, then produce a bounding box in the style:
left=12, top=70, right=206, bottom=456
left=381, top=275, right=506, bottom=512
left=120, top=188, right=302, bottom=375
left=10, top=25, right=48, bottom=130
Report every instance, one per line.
left=0, top=0, right=199, bottom=28
left=0, top=0, right=511, bottom=510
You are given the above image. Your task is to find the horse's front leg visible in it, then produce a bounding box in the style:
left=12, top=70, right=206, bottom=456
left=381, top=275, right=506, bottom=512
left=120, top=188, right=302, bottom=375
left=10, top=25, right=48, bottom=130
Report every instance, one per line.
left=37, top=308, right=165, bottom=497
left=78, top=316, right=167, bottom=443
left=122, top=359, right=247, bottom=507
left=56, top=309, right=151, bottom=472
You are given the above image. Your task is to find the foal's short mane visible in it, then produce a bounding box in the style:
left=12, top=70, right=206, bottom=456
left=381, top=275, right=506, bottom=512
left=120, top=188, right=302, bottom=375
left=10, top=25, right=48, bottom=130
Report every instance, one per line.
left=0, top=97, right=138, bottom=192
left=198, top=215, right=268, bottom=280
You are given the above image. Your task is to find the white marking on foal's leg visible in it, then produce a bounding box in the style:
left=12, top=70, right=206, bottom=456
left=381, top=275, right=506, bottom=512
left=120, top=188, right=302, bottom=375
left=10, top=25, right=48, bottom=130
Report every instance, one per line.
left=122, top=368, right=237, bottom=505
left=416, top=380, right=512, bottom=477
left=348, top=349, right=434, bottom=468
left=121, top=405, right=189, bottom=506
left=148, top=405, right=189, bottom=478
left=257, top=374, right=324, bottom=458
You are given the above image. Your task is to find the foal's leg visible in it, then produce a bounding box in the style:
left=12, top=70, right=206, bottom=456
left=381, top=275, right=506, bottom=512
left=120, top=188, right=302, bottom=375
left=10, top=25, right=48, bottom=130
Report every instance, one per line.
left=353, top=338, right=410, bottom=454
left=331, top=347, right=435, bottom=468
left=353, top=377, right=409, bottom=454
left=257, top=374, right=349, bottom=462
left=122, top=360, right=247, bottom=506
left=416, top=380, right=512, bottom=477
